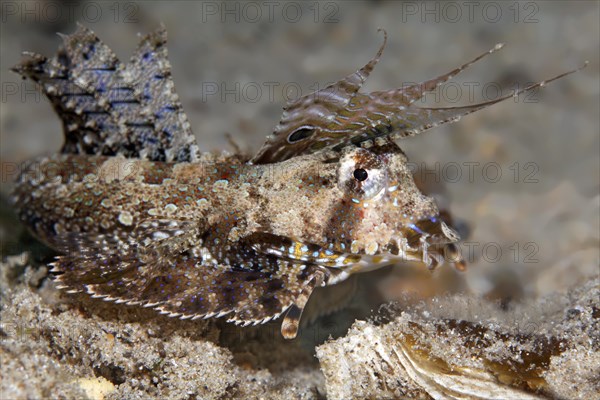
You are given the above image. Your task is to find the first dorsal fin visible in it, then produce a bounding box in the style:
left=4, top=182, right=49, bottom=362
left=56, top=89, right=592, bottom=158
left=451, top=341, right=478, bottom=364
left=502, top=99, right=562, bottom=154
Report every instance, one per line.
left=251, top=34, right=586, bottom=164
left=12, top=23, right=199, bottom=162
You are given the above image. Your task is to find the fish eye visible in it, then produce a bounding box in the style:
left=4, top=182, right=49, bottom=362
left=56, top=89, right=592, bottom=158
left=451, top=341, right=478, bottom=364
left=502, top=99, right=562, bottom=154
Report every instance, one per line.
left=338, top=148, right=387, bottom=200
left=353, top=168, right=368, bottom=181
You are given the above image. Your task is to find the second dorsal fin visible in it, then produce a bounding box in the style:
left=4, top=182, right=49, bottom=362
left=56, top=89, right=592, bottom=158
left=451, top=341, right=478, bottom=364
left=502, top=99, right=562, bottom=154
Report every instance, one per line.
left=12, top=24, right=199, bottom=162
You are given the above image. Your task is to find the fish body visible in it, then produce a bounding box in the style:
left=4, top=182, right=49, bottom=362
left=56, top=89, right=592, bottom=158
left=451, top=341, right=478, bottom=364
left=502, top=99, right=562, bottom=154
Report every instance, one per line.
left=11, top=24, right=581, bottom=338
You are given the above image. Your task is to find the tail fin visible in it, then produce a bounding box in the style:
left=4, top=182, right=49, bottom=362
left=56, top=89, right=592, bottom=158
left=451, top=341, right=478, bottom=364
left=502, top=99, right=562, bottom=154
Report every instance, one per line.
left=12, top=23, right=199, bottom=162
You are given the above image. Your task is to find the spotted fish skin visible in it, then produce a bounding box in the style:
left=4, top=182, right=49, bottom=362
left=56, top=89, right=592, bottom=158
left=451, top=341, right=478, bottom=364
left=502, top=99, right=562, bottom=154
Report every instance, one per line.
left=11, top=25, right=582, bottom=338
left=12, top=141, right=451, bottom=336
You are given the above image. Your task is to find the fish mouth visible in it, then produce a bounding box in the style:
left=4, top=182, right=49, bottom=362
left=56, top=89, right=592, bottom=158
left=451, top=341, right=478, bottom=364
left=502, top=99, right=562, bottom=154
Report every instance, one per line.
left=250, top=217, right=466, bottom=285
left=383, top=217, right=466, bottom=271
left=319, top=217, right=467, bottom=281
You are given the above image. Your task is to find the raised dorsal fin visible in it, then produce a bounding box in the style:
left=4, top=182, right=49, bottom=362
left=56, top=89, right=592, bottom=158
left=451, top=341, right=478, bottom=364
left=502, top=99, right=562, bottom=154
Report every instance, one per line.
left=12, top=24, right=199, bottom=162
left=251, top=35, right=585, bottom=164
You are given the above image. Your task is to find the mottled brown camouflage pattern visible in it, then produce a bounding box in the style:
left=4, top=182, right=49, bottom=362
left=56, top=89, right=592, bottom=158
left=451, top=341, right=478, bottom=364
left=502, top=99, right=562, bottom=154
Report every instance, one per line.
left=11, top=25, right=582, bottom=338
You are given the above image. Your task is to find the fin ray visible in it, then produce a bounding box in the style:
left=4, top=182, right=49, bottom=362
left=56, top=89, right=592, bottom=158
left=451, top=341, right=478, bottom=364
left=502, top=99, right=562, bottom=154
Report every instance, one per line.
left=252, top=38, right=584, bottom=163
left=12, top=24, right=199, bottom=162
left=51, top=221, right=327, bottom=330
left=392, top=63, right=589, bottom=140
